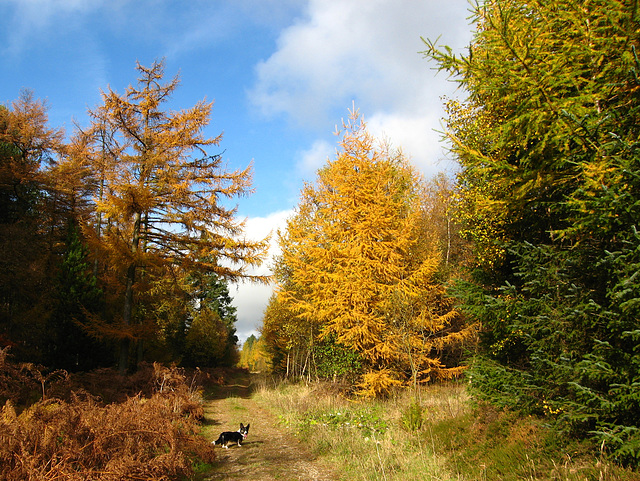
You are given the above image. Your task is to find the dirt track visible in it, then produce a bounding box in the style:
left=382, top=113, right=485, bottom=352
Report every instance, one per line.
left=200, top=372, right=338, bottom=481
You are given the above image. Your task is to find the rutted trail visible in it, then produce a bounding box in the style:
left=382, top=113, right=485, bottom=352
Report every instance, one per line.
left=200, top=373, right=338, bottom=481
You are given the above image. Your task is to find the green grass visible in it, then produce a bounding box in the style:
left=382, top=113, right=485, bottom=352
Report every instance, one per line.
left=253, top=378, right=640, bottom=481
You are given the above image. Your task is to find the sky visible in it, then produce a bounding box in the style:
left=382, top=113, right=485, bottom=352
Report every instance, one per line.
left=1, top=0, right=474, bottom=343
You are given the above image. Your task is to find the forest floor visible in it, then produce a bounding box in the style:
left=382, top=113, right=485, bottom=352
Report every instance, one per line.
left=193, top=370, right=639, bottom=481
left=198, top=371, right=339, bottom=481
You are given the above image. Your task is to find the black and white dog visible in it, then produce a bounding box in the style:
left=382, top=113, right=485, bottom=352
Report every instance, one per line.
left=213, top=423, right=250, bottom=448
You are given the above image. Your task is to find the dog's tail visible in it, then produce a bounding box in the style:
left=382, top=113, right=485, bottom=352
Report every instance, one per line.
left=213, top=434, right=224, bottom=445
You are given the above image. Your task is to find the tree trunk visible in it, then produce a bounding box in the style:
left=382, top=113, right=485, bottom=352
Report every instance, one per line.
left=118, top=211, right=142, bottom=374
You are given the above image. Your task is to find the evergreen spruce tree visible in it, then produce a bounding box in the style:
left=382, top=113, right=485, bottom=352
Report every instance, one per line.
left=47, top=224, right=109, bottom=371
left=183, top=270, right=239, bottom=367
left=0, top=93, right=65, bottom=362
left=425, top=0, right=640, bottom=464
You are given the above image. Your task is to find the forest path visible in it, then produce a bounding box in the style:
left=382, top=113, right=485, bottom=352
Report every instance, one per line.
left=199, top=371, right=339, bottom=481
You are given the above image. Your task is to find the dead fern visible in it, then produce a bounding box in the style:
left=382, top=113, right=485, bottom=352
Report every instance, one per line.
left=0, top=359, right=216, bottom=480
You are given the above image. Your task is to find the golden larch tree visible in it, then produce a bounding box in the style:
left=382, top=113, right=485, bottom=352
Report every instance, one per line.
left=71, top=60, right=268, bottom=372
left=275, top=109, right=475, bottom=396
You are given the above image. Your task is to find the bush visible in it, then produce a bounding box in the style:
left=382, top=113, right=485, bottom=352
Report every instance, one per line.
left=401, top=399, right=424, bottom=431
left=0, top=360, right=215, bottom=480
left=313, top=335, right=363, bottom=383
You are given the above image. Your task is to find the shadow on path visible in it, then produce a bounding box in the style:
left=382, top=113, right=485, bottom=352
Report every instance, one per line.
left=205, top=369, right=256, bottom=400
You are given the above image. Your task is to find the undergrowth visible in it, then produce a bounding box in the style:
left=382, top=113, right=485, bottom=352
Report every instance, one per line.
left=0, top=348, right=218, bottom=480
left=253, top=377, right=640, bottom=481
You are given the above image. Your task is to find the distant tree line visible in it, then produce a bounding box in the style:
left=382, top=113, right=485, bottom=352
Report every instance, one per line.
left=239, top=334, right=269, bottom=372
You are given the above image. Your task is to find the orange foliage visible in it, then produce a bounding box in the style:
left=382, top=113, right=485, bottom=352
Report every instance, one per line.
left=271, top=108, right=478, bottom=395
left=61, top=60, right=269, bottom=371
left=0, top=354, right=216, bottom=480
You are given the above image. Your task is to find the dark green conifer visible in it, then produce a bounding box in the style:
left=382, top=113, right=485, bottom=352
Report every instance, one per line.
left=425, top=0, right=640, bottom=465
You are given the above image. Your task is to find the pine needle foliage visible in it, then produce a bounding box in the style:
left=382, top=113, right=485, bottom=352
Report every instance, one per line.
left=0, top=92, right=67, bottom=363
left=424, top=0, right=640, bottom=466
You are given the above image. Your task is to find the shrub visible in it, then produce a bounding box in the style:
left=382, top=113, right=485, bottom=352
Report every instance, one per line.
left=313, top=335, right=363, bottom=383
left=401, top=399, right=424, bottom=431
left=0, top=360, right=215, bottom=480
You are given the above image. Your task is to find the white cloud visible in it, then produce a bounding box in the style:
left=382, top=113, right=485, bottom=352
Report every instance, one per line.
left=230, top=282, right=274, bottom=343
left=366, top=111, right=457, bottom=179
left=296, top=139, right=333, bottom=179
left=231, top=210, right=293, bottom=342
left=249, top=0, right=472, bottom=177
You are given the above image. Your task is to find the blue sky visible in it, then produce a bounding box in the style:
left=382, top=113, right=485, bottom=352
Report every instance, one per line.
left=1, top=0, right=473, bottom=342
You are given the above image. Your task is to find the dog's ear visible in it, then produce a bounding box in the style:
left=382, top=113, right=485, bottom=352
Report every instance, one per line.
left=240, top=423, right=244, bottom=429
left=246, top=423, right=250, bottom=429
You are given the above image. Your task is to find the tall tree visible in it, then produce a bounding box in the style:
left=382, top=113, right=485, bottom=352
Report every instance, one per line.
left=74, top=60, right=269, bottom=372
left=46, top=223, right=109, bottom=371
left=274, top=109, right=476, bottom=396
left=419, top=173, right=472, bottom=277
left=0, top=92, right=65, bottom=361
left=424, top=0, right=640, bottom=464
left=261, top=292, right=317, bottom=379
